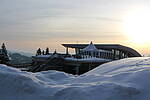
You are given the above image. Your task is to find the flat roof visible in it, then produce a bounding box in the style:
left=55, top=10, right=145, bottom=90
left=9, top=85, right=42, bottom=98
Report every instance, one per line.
left=62, top=44, right=142, bottom=57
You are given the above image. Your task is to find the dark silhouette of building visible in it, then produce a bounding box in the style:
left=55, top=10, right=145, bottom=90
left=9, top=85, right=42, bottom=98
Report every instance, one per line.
left=30, top=42, right=142, bottom=75
left=62, top=43, right=141, bottom=59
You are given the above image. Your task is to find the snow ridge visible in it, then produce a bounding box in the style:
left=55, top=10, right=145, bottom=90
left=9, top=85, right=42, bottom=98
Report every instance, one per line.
left=0, top=57, right=150, bottom=100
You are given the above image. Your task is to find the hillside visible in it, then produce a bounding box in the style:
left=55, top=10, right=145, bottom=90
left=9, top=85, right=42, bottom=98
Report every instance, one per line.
left=9, top=53, right=32, bottom=65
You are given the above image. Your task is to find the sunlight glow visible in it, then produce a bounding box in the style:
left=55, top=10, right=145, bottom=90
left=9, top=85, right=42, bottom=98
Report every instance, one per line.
left=123, top=6, right=150, bottom=43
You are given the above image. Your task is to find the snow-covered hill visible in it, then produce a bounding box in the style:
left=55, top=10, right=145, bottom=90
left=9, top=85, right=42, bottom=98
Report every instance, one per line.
left=9, top=53, right=32, bottom=64
left=0, top=57, right=150, bottom=100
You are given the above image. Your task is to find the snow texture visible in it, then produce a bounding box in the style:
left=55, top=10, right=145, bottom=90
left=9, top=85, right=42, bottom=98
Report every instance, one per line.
left=82, top=41, right=98, bottom=51
left=33, top=55, right=52, bottom=58
left=81, top=41, right=112, bottom=53
left=65, top=57, right=111, bottom=62
left=0, top=57, right=150, bottom=100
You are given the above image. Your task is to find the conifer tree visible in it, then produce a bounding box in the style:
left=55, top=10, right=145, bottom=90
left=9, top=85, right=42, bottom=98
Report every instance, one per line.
left=36, top=48, right=41, bottom=56
left=46, top=47, right=49, bottom=55
left=53, top=49, right=57, bottom=55
left=39, top=48, right=41, bottom=55
left=0, top=43, right=10, bottom=64
left=2, top=43, right=6, bottom=49
left=2, top=43, right=7, bottom=55
left=42, top=50, right=45, bottom=55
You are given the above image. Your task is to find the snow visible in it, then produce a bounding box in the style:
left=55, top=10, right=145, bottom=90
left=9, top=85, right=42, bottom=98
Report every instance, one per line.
left=82, top=41, right=98, bottom=51
left=1, top=57, right=150, bottom=100
left=81, top=41, right=112, bottom=53
left=65, top=57, right=111, bottom=62
left=33, top=55, right=52, bottom=58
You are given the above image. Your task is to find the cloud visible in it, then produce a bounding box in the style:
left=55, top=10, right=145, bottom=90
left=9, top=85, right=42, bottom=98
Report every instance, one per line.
left=0, top=0, right=150, bottom=53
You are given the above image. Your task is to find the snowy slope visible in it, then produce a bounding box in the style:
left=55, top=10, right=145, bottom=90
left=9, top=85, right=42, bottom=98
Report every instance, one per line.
left=0, top=57, right=150, bottom=100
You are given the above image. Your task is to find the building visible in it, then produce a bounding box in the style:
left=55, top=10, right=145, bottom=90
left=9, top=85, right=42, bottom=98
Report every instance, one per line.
left=78, top=41, right=113, bottom=60
left=30, top=42, right=142, bottom=75
left=62, top=42, right=142, bottom=74
left=62, top=42, right=141, bottom=60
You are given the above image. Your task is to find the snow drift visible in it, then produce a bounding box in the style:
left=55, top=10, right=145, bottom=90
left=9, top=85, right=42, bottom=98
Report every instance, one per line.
left=0, top=57, right=150, bottom=100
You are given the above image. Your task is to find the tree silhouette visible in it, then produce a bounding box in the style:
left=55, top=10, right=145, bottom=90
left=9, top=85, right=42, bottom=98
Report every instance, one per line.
left=45, top=47, right=49, bottom=55
left=42, top=50, right=45, bottom=55
left=0, top=43, right=10, bottom=64
left=53, top=49, right=57, bottom=55
left=36, top=48, right=42, bottom=56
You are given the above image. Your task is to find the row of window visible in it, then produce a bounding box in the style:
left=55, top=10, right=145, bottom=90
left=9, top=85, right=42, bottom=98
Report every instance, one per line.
left=79, top=51, right=113, bottom=59
left=76, top=49, right=129, bottom=60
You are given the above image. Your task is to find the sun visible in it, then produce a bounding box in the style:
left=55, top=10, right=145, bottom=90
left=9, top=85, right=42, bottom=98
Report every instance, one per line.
left=123, top=6, right=150, bottom=43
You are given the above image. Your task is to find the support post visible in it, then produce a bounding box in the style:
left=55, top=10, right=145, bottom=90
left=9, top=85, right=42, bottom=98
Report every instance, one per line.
left=113, top=50, right=116, bottom=60
left=75, top=48, right=79, bottom=55
left=66, top=47, right=69, bottom=54
left=76, top=66, right=79, bottom=75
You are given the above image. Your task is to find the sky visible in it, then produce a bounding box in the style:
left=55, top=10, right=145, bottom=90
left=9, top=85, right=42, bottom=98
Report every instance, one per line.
left=0, top=0, right=150, bottom=55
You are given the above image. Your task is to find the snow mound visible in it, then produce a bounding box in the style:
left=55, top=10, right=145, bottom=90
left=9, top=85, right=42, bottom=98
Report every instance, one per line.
left=0, top=64, right=72, bottom=100
left=1, top=57, right=150, bottom=100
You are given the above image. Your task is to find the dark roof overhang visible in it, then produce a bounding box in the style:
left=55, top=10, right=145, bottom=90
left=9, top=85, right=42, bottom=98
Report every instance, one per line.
left=62, top=44, right=142, bottom=57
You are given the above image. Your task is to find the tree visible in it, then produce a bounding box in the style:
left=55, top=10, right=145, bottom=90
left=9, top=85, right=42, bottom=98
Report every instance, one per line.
left=0, top=43, right=10, bottom=64
left=2, top=43, right=7, bottom=55
left=45, top=47, right=49, bottom=55
left=2, top=43, right=6, bottom=50
left=36, top=48, right=41, bottom=56
left=42, top=50, right=45, bottom=55
left=53, top=49, right=57, bottom=55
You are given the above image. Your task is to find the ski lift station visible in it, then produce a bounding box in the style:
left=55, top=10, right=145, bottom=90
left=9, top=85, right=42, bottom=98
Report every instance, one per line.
left=32, top=42, right=142, bottom=75
left=61, top=42, right=141, bottom=74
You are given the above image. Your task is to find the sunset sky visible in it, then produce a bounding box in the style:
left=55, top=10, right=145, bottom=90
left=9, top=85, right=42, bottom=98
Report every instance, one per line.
left=0, top=0, right=150, bottom=55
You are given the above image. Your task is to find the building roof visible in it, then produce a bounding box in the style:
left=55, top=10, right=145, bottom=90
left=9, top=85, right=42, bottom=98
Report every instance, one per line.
left=82, top=41, right=98, bottom=51
left=62, top=44, right=142, bottom=57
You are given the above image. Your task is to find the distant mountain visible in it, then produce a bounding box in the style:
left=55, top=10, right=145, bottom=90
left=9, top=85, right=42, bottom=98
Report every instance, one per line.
left=17, top=51, right=34, bottom=57
left=8, top=53, right=32, bottom=65
left=8, top=50, right=34, bottom=57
